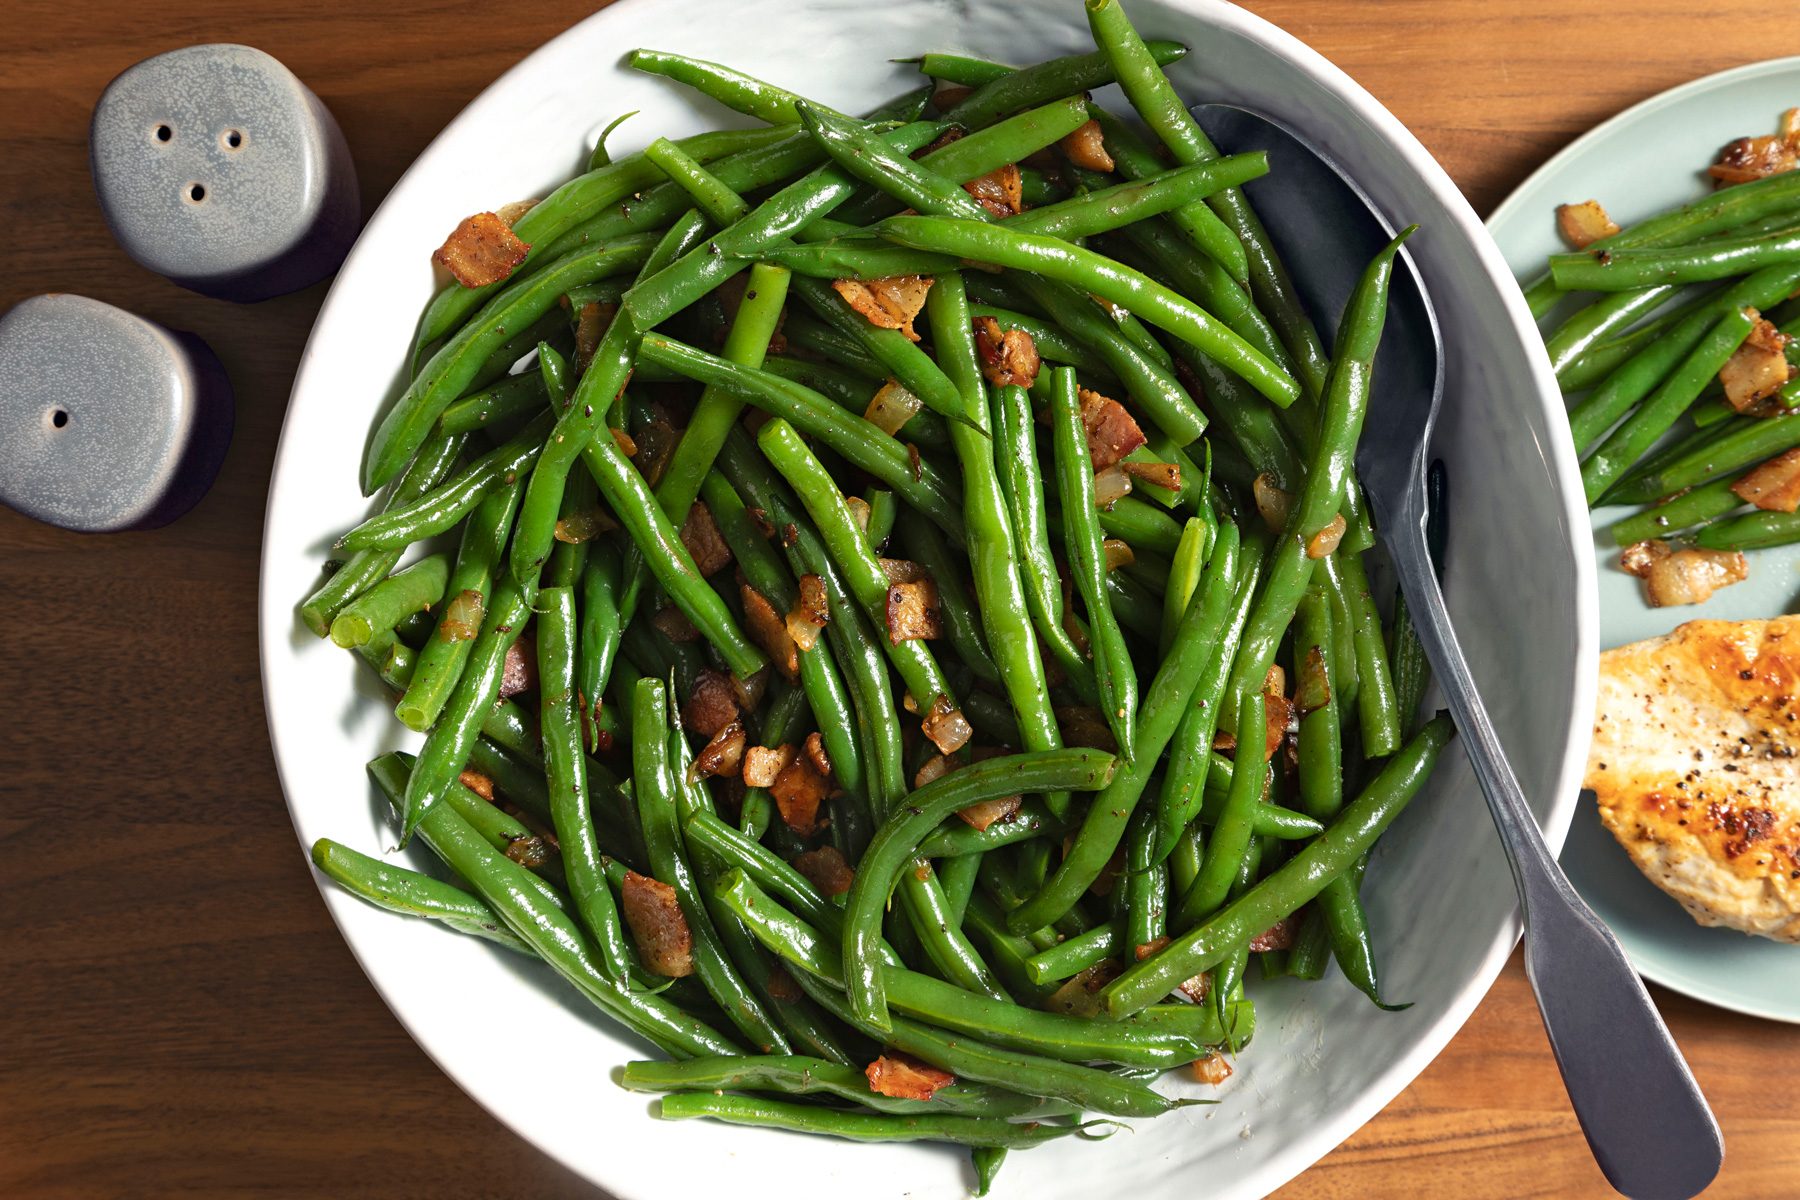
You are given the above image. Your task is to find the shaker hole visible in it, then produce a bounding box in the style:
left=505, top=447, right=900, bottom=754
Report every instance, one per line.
left=223, top=129, right=244, bottom=151
left=185, top=182, right=207, bottom=204
left=154, top=124, right=173, bottom=143
left=50, top=409, right=69, bottom=429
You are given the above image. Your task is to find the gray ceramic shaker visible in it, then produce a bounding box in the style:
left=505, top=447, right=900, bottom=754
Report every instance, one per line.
left=89, top=44, right=360, bottom=302
left=0, top=294, right=234, bottom=532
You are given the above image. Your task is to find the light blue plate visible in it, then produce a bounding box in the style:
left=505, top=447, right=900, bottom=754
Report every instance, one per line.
left=1489, top=56, right=1800, bottom=1023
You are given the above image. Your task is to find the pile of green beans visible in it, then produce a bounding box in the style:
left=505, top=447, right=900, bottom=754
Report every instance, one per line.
left=1523, top=147, right=1800, bottom=559
left=299, top=2, right=1450, bottom=1190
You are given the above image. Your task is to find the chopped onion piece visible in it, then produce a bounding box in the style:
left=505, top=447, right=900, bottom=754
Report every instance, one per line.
left=440, top=588, right=485, bottom=642
left=1094, top=465, right=1132, bottom=508
left=1101, top=537, right=1135, bottom=572
left=1732, top=448, right=1800, bottom=512
left=688, top=721, right=747, bottom=782
left=865, top=380, right=924, bottom=436
left=1121, top=459, right=1181, bottom=492
left=921, top=695, right=974, bottom=755
left=1306, top=513, right=1347, bottom=559
left=1253, top=473, right=1292, bottom=531
left=1554, top=199, right=1620, bottom=249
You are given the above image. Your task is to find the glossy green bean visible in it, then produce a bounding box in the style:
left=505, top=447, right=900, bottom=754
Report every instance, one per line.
left=1180, top=690, right=1268, bottom=924
left=327, top=553, right=449, bottom=649
left=1604, top=412, right=1800, bottom=504
left=1550, top=225, right=1800, bottom=291
left=310, top=838, right=528, bottom=953
left=896, top=511, right=1000, bottom=687
left=656, top=1091, right=1095, bottom=1149
left=1008, top=155, right=1270, bottom=242
left=436, top=371, right=548, bottom=436
left=619, top=1055, right=1066, bottom=1119
left=941, top=41, right=1187, bottom=129
left=627, top=50, right=840, bottom=124
left=1694, top=508, right=1800, bottom=550
left=788, top=274, right=972, bottom=426
left=340, top=413, right=552, bottom=552
left=1609, top=479, right=1742, bottom=544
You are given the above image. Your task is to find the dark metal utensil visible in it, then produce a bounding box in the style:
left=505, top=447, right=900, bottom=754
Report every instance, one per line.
left=1192, top=102, right=1723, bottom=1200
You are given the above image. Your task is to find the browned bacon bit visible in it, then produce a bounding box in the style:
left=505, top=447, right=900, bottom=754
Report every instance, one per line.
left=907, top=443, right=923, bottom=483
left=609, top=427, right=638, bottom=458
left=921, top=694, right=974, bottom=755
left=865, top=1053, right=956, bottom=1101
left=620, top=871, right=695, bottom=978
left=746, top=506, right=777, bottom=540
left=741, top=584, right=800, bottom=683
left=679, top=501, right=733, bottom=577
left=1296, top=644, right=1331, bottom=715
left=886, top=578, right=944, bottom=644
left=1721, top=312, right=1794, bottom=412
left=683, top=668, right=740, bottom=738
left=956, top=793, right=1022, bottom=832
left=1212, top=729, right=1237, bottom=756
left=786, top=574, right=830, bottom=651
left=574, top=300, right=617, bottom=371
left=1263, top=665, right=1293, bottom=761
left=1709, top=111, right=1800, bottom=186
left=1077, top=387, right=1147, bottom=471
left=1733, top=448, right=1800, bottom=513
left=499, top=636, right=536, bottom=698
left=458, top=769, right=495, bottom=802
left=1060, top=119, right=1115, bottom=172
left=633, top=416, right=681, bottom=488
left=434, top=211, right=530, bottom=288
left=503, top=834, right=549, bottom=870
left=1619, top=539, right=1749, bottom=608
left=1135, top=936, right=1210, bottom=1002
left=651, top=603, right=700, bottom=643
left=1249, top=914, right=1300, bottom=951
left=689, top=720, right=747, bottom=783
left=1190, top=1051, right=1233, bottom=1085
left=1044, top=960, right=1122, bottom=1016
left=742, top=743, right=795, bottom=790
left=964, top=163, right=1024, bottom=218
left=972, top=315, right=1042, bottom=388
left=1120, top=459, right=1181, bottom=492
left=1554, top=199, right=1620, bottom=250
left=804, top=731, right=832, bottom=779
left=831, top=275, right=934, bottom=341
left=791, top=845, right=856, bottom=897
left=770, top=745, right=830, bottom=833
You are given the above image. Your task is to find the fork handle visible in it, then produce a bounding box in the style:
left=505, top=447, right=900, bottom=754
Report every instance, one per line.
left=1387, top=509, right=1722, bottom=1200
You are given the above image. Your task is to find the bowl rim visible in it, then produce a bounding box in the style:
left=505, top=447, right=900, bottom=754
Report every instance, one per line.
left=257, top=1, right=1598, bottom=1195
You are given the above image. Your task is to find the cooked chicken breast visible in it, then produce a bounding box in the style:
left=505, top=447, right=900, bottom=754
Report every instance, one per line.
left=1585, top=617, right=1800, bottom=943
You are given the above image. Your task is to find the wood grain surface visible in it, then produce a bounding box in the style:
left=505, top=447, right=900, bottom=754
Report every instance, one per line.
left=2, top=2, right=1796, bottom=1196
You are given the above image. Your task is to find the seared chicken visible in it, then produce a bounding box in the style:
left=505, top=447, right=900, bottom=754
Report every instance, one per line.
left=1585, top=618, right=1800, bottom=943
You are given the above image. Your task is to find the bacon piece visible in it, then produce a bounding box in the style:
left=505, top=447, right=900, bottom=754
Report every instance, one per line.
left=574, top=301, right=617, bottom=371
left=831, top=275, right=934, bottom=341
left=1077, top=387, right=1147, bottom=471
left=1249, top=914, right=1300, bottom=951
left=683, top=669, right=740, bottom=739
left=885, top=577, right=943, bottom=643
left=742, top=743, right=796, bottom=789
left=1061, top=119, right=1114, bottom=172
left=1733, top=448, right=1800, bottom=513
left=1720, top=312, right=1794, bottom=412
left=689, top=720, right=747, bottom=782
left=433, top=211, right=529, bottom=287
left=790, top=846, right=855, bottom=897
left=770, top=745, right=830, bottom=833
left=1709, top=112, right=1800, bottom=186
left=1190, top=1051, right=1233, bottom=1085
left=964, top=163, right=1024, bottom=218
left=804, top=731, right=832, bottom=779
left=741, top=584, right=800, bottom=683
left=499, top=636, right=536, bottom=699
left=620, top=871, right=694, bottom=977
left=1619, top=539, right=1749, bottom=608
left=786, top=574, right=830, bottom=652
left=1554, top=199, right=1620, bottom=249
left=651, top=604, right=699, bottom=643
left=679, top=502, right=732, bottom=577
left=457, top=769, right=495, bottom=802
left=865, top=1053, right=955, bottom=1102
left=972, top=316, right=1041, bottom=388
left=956, top=793, right=1022, bottom=832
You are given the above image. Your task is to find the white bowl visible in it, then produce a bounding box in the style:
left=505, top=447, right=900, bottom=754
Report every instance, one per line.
left=258, top=1, right=1597, bottom=1196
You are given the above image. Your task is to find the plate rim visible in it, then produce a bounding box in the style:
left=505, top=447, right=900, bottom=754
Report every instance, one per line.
left=256, top=0, right=1600, bottom=1193
left=1486, top=53, right=1800, bottom=1025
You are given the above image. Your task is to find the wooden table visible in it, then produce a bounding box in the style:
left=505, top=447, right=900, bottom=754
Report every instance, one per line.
left=3, top=1, right=1795, bottom=1195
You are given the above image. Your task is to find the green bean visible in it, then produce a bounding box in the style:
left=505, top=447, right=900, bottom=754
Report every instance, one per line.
left=327, top=553, right=449, bottom=649
left=639, top=334, right=964, bottom=540
left=920, top=799, right=1067, bottom=858
left=310, top=838, right=528, bottom=953
left=992, top=383, right=1096, bottom=701
left=437, top=372, right=548, bottom=436
left=841, top=750, right=1118, bottom=1030
left=757, top=239, right=964, bottom=279
left=969, top=304, right=1113, bottom=377
left=1388, top=461, right=1448, bottom=736
left=300, top=432, right=466, bottom=636
left=1152, top=522, right=1250, bottom=862
left=341, top=413, right=553, bottom=552
left=1542, top=285, right=1681, bottom=376
left=931, top=278, right=1073, bottom=805
left=633, top=677, right=789, bottom=1052
left=1008, top=156, right=1270, bottom=242
left=1609, top=479, right=1743, bottom=544
left=1567, top=264, right=1800, bottom=452
left=893, top=866, right=1010, bottom=1004
left=896, top=511, right=1000, bottom=687
left=576, top=421, right=766, bottom=680
left=1580, top=306, right=1758, bottom=503
left=799, top=102, right=993, bottom=221
left=627, top=50, right=843, bottom=124
left=619, top=1055, right=1067, bottom=1119
left=1604, top=412, right=1800, bottom=504
left=1160, top=517, right=1209, bottom=656
left=1330, top=551, right=1403, bottom=758
left=1550, top=225, right=1800, bottom=292
left=1296, top=583, right=1343, bottom=821
left=395, top=483, right=523, bottom=732
left=1180, top=690, right=1269, bottom=924
left=1693, top=508, right=1800, bottom=550
left=369, top=753, right=743, bottom=1058
left=367, top=233, right=659, bottom=492
left=942, top=41, right=1187, bottom=130
left=1051, top=367, right=1139, bottom=753
left=1222, top=231, right=1408, bottom=737
left=656, top=1091, right=1097, bottom=1149
left=1523, top=168, right=1800, bottom=315
left=1022, top=924, right=1118, bottom=985
left=760, top=355, right=878, bottom=411
left=621, top=122, right=943, bottom=334
left=1110, top=218, right=1292, bottom=379
left=1102, top=714, right=1453, bottom=1017
left=788, top=274, right=974, bottom=427
left=880, top=215, right=1298, bottom=409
